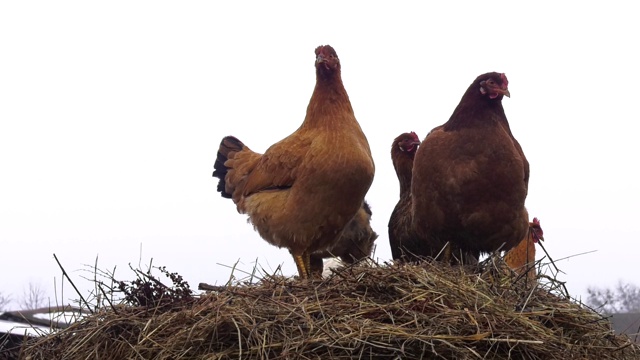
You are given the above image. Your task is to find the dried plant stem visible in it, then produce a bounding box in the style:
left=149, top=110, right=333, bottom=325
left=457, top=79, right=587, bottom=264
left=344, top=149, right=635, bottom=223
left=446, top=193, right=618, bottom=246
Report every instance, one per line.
left=53, top=253, right=93, bottom=314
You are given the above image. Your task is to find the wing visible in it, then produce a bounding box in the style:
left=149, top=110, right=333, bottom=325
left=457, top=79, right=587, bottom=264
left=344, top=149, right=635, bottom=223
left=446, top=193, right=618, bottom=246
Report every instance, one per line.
left=512, top=138, right=530, bottom=193
left=240, top=135, right=313, bottom=198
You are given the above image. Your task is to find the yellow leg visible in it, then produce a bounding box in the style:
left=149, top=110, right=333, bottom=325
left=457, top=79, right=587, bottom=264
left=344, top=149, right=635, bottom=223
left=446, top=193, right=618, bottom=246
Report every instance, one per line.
left=302, top=251, right=311, bottom=278
left=293, top=251, right=311, bottom=279
left=443, top=242, right=452, bottom=263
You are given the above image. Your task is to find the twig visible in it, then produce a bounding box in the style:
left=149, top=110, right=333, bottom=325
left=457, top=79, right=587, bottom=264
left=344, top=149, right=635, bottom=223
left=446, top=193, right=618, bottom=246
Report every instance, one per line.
left=53, top=253, right=94, bottom=314
left=198, top=283, right=229, bottom=292
left=97, top=281, right=118, bottom=314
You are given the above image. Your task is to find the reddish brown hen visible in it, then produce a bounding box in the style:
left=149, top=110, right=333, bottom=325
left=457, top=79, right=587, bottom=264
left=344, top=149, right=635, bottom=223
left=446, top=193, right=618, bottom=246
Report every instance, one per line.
left=412, top=72, right=530, bottom=262
left=387, top=132, right=427, bottom=261
left=212, top=45, right=375, bottom=279
left=505, top=217, right=544, bottom=281
left=309, top=200, right=378, bottom=277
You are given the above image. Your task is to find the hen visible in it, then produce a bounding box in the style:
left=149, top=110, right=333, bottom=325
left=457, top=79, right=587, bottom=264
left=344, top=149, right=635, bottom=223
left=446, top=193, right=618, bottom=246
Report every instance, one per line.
left=212, top=45, right=375, bottom=279
left=387, top=132, right=426, bottom=261
left=309, top=200, right=378, bottom=277
left=504, top=217, right=544, bottom=281
left=412, top=72, right=530, bottom=262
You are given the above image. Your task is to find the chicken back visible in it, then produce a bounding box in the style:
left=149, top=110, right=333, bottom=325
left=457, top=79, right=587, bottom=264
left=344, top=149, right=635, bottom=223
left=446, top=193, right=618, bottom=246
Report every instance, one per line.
left=212, top=45, right=375, bottom=279
left=412, top=72, right=530, bottom=261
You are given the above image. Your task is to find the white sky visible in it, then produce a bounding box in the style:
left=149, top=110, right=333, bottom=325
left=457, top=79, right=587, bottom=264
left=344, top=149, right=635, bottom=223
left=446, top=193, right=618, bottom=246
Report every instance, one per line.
left=1, top=2, right=638, bottom=309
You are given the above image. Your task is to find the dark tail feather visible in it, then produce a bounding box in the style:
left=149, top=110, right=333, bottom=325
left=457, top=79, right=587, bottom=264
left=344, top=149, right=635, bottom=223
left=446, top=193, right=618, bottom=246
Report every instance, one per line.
left=362, top=200, right=373, bottom=217
left=212, top=136, right=244, bottom=199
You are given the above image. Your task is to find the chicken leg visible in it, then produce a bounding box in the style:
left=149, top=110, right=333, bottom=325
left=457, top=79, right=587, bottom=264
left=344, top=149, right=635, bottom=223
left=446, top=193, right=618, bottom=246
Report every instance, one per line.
left=292, top=251, right=311, bottom=279
left=442, top=242, right=452, bottom=263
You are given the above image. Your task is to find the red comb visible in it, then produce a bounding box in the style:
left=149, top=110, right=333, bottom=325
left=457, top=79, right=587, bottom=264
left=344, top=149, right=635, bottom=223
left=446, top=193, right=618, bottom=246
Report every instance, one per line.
left=530, top=217, right=543, bottom=242
left=500, top=73, right=509, bottom=88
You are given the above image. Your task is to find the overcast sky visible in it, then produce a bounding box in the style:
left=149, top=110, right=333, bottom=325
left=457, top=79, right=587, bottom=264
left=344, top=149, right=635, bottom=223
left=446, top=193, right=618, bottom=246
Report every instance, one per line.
left=1, top=2, right=638, bottom=309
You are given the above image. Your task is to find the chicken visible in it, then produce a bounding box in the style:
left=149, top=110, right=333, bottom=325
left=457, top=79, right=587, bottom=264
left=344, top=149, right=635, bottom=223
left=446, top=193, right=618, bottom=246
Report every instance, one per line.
left=387, top=132, right=426, bottom=261
left=212, top=45, right=375, bottom=279
left=309, top=200, right=378, bottom=277
left=412, top=72, right=530, bottom=263
left=504, top=217, right=544, bottom=281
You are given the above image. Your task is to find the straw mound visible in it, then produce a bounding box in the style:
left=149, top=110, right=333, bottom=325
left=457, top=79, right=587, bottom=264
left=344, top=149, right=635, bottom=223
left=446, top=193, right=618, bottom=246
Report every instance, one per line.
left=21, top=260, right=639, bottom=360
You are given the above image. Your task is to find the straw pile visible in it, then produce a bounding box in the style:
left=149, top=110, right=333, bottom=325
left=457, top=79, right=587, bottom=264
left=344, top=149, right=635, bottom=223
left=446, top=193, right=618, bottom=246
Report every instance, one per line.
left=20, top=260, right=639, bottom=360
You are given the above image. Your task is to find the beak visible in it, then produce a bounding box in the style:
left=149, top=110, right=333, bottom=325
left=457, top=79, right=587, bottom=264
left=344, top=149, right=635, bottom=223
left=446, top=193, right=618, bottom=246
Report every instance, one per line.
left=502, top=89, right=511, bottom=98
left=530, top=228, right=543, bottom=243
left=412, top=141, right=421, bottom=146
left=316, top=55, right=325, bottom=64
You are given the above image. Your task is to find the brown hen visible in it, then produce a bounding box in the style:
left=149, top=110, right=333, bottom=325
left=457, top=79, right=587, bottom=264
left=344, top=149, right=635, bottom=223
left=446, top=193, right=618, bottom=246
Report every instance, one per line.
left=387, top=132, right=427, bottom=261
left=212, top=45, right=375, bottom=279
left=309, top=200, right=378, bottom=277
left=412, top=72, right=530, bottom=262
left=504, top=217, right=544, bottom=281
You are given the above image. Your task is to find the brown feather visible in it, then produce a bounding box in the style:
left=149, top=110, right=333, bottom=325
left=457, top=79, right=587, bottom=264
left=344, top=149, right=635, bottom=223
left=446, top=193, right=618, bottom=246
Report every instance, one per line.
left=412, top=72, right=529, bottom=259
left=310, top=200, right=378, bottom=276
left=212, top=45, right=375, bottom=277
left=388, top=132, right=434, bottom=261
left=504, top=218, right=544, bottom=281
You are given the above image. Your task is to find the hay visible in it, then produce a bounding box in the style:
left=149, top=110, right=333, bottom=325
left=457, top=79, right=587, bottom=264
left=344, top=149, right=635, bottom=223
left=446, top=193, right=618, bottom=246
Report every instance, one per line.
left=20, top=260, right=639, bottom=360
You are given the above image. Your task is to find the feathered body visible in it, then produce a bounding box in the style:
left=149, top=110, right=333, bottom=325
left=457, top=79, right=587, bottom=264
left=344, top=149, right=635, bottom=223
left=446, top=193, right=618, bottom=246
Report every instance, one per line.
left=387, top=132, right=427, bottom=261
left=505, top=217, right=543, bottom=281
left=412, top=72, right=529, bottom=261
left=212, top=45, right=375, bottom=278
left=310, top=200, right=378, bottom=276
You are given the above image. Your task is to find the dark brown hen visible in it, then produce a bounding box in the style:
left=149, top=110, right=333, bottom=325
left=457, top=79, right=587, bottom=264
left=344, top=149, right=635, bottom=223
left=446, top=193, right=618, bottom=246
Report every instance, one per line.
left=387, top=132, right=428, bottom=261
left=310, top=200, right=378, bottom=277
left=212, top=45, right=375, bottom=279
left=412, top=72, right=530, bottom=262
